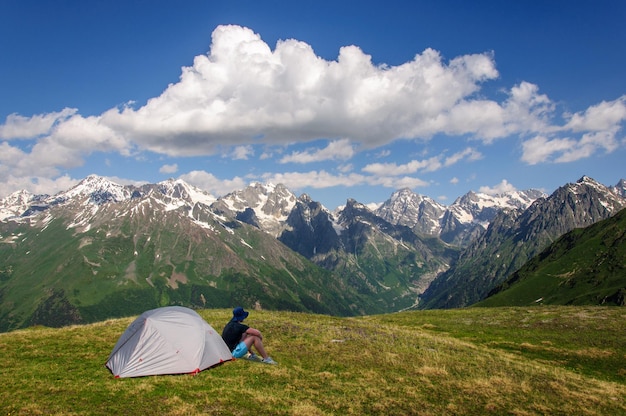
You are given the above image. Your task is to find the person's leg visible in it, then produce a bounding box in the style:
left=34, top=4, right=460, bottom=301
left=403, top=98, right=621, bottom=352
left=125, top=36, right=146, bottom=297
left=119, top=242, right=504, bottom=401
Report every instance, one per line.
left=242, top=334, right=268, bottom=359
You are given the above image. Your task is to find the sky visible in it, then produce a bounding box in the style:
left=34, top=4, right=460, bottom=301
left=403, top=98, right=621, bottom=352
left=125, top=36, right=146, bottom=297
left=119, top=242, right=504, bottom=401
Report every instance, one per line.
left=1, top=0, right=625, bottom=209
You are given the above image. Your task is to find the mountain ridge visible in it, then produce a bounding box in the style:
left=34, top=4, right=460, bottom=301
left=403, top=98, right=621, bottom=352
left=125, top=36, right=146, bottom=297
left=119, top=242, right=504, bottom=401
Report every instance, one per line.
left=1, top=174, right=625, bottom=331
left=477, top=206, right=626, bottom=307
left=419, top=176, right=626, bottom=309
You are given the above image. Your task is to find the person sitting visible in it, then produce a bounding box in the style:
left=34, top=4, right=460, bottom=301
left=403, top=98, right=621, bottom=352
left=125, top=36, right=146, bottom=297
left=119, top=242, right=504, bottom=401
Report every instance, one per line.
left=221, top=306, right=277, bottom=365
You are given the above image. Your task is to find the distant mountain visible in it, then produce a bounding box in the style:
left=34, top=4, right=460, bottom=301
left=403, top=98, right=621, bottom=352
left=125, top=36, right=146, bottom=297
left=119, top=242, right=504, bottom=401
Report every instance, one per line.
left=214, top=185, right=459, bottom=311
left=0, top=190, right=50, bottom=220
left=211, top=182, right=297, bottom=237
left=307, top=198, right=458, bottom=310
left=375, top=189, right=447, bottom=235
left=376, top=187, right=546, bottom=246
left=2, top=174, right=624, bottom=331
left=478, top=207, right=626, bottom=307
left=611, top=179, right=626, bottom=198
left=0, top=177, right=360, bottom=331
left=419, top=176, right=626, bottom=309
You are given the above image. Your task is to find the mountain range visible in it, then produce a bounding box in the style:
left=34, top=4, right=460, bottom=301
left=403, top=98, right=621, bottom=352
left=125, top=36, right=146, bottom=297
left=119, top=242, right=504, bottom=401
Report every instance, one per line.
left=1, top=174, right=625, bottom=331
left=419, top=176, right=626, bottom=309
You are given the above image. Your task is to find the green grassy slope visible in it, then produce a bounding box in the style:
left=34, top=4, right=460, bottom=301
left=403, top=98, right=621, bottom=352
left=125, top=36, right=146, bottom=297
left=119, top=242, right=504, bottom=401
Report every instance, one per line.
left=1, top=307, right=625, bottom=415
left=0, top=207, right=368, bottom=332
left=478, top=208, right=626, bottom=307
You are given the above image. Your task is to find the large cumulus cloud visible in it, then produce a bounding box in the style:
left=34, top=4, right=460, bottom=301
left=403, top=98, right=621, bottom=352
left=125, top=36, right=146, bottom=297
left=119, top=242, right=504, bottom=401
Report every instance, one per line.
left=54, top=25, right=506, bottom=155
left=1, top=24, right=625, bottom=198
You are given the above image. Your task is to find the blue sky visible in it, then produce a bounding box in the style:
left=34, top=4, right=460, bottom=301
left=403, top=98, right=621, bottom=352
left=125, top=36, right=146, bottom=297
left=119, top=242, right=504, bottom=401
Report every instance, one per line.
left=1, top=0, right=625, bottom=209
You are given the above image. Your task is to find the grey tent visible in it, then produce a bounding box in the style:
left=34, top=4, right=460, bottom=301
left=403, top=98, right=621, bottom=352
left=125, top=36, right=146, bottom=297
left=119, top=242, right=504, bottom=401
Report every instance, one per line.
left=105, top=306, right=232, bottom=378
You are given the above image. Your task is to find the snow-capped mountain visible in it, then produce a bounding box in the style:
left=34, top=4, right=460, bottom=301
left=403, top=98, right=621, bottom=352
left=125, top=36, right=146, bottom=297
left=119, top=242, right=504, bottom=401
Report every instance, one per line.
left=211, top=184, right=457, bottom=308
left=151, top=178, right=217, bottom=206
left=0, top=176, right=363, bottom=332
left=449, top=188, right=546, bottom=226
left=375, top=189, right=447, bottom=235
left=0, top=190, right=49, bottom=221
left=0, top=175, right=218, bottom=223
left=611, top=179, right=626, bottom=198
left=278, top=193, right=342, bottom=263
left=375, top=187, right=547, bottom=245
left=420, top=176, right=626, bottom=309
left=2, top=173, right=625, bottom=331
left=211, top=182, right=298, bottom=237
left=52, top=174, right=133, bottom=205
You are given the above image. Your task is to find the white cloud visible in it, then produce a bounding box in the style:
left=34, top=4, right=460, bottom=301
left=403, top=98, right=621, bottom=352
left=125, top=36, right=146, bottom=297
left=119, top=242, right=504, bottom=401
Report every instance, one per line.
left=0, top=142, right=27, bottom=170
left=338, top=163, right=353, bottom=173
left=160, top=163, right=178, bottom=174
left=261, top=170, right=367, bottom=189
left=50, top=113, right=132, bottom=154
left=521, top=130, right=620, bottom=164
left=479, top=179, right=517, bottom=195
left=0, top=173, right=78, bottom=199
left=0, top=108, right=77, bottom=140
left=441, top=82, right=554, bottom=142
left=518, top=95, right=625, bottom=165
left=444, top=147, right=482, bottom=166
left=368, top=175, right=429, bottom=189
left=230, top=145, right=254, bottom=160
left=259, top=169, right=429, bottom=192
left=34, top=25, right=504, bottom=157
left=362, top=158, right=440, bottom=176
left=0, top=140, right=78, bottom=178
left=375, top=149, right=391, bottom=158
left=1, top=24, right=623, bottom=199
left=362, top=147, right=480, bottom=175
left=564, top=96, right=626, bottom=132
left=365, top=202, right=383, bottom=211
left=179, top=170, right=247, bottom=197
left=279, top=139, right=354, bottom=163
left=521, top=136, right=572, bottom=164
left=554, top=131, right=619, bottom=163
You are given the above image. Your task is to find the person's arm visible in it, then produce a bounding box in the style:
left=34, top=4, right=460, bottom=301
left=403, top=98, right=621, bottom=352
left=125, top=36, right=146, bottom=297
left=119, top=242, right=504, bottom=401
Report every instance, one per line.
left=245, top=327, right=262, bottom=339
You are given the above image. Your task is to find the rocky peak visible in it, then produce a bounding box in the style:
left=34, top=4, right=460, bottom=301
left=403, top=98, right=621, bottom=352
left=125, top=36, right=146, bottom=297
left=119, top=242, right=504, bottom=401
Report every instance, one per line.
left=1, top=189, right=34, bottom=206
left=52, top=175, right=132, bottom=206
left=376, top=188, right=446, bottom=235
left=155, top=179, right=216, bottom=206
left=611, top=179, right=626, bottom=198
left=212, top=182, right=297, bottom=237
left=0, top=190, right=49, bottom=221
left=278, top=194, right=341, bottom=260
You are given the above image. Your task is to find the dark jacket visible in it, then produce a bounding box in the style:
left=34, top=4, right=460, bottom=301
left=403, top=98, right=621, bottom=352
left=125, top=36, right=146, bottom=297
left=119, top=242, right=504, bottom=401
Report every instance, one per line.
left=221, top=320, right=249, bottom=350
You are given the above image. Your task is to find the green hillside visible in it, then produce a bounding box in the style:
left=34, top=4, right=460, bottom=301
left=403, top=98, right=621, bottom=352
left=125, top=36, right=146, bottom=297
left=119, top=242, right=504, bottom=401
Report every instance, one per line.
left=2, top=307, right=625, bottom=415
left=478, top=208, right=626, bottom=307
left=0, top=203, right=371, bottom=332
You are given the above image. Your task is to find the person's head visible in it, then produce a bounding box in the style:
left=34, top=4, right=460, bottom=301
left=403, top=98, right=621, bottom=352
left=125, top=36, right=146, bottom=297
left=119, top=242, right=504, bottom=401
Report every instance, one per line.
left=231, top=306, right=249, bottom=322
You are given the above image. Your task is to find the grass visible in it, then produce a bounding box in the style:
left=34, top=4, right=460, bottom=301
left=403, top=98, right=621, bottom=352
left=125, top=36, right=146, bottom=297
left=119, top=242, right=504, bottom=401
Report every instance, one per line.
left=1, top=306, right=625, bottom=415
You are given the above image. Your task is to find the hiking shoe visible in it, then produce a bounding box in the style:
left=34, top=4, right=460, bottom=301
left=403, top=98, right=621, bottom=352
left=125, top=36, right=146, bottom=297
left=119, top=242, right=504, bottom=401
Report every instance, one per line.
left=247, top=353, right=262, bottom=362
left=262, top=357, right=278, bottom=365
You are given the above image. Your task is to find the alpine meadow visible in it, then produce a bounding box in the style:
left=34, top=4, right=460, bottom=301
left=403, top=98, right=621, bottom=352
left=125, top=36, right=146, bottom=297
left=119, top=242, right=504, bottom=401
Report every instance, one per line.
left=1, top=307, right=625, bottom=415
left=2, top=3, right=626, bottom=414
left=1, top=174, right=626, bottom=414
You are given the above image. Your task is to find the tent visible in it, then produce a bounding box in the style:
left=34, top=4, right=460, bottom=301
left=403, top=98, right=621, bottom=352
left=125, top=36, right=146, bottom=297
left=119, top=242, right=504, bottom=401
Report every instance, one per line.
left=105, top=306, right=232, bottom=378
